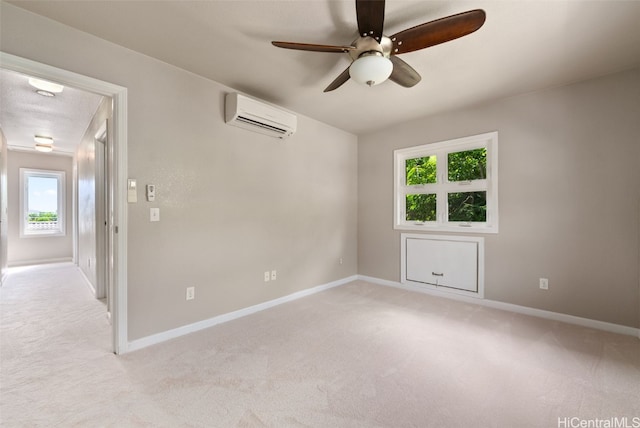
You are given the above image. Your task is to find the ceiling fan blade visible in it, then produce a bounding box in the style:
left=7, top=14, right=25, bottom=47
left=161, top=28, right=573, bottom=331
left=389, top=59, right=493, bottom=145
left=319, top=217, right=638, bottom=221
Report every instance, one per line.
left=324, top=67, right=351, bottom=92
left=272, top=41, right=354, bottom=53
left=356, top=0, right=385, bottom=41
left=390, top=9, right=486, bottom=55
left=389, top=56, right=421, bottom=88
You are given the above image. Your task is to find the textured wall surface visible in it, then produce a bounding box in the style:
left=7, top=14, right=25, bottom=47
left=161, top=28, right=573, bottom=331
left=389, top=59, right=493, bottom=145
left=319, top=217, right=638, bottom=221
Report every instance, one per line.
left=1, top=3, right=358, bottom=340
left=0, top=130, right=8, bottom=280
left=3, top=2, right=636, bottom=337
left=76, top=97, right=111, bottom=293
left=358, top=68, right=640, bottom=328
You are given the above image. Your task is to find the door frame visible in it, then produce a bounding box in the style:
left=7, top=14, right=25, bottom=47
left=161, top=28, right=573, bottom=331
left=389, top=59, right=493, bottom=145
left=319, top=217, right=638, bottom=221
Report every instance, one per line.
left=0, top=52, right=129, bottom=354
left=95, top=122, right=108, bottom=301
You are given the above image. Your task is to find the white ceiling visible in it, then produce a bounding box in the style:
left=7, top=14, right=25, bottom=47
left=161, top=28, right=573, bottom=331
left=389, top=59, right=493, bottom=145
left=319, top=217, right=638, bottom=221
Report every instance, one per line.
left=0, top=68, right=103, bottom=154
left=3, top=0, right=640, bottom=143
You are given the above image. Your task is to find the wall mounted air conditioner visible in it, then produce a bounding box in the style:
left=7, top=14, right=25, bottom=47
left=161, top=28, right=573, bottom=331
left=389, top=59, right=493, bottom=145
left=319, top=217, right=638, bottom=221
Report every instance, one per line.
left=225, top=92, right=297, bottom=139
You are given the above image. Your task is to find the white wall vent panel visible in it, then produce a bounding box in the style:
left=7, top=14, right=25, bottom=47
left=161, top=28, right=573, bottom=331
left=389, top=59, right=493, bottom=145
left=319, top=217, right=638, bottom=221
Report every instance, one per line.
left=401, top=233, right=484, bottom=298
left=225, top=92, right=297, bottom=139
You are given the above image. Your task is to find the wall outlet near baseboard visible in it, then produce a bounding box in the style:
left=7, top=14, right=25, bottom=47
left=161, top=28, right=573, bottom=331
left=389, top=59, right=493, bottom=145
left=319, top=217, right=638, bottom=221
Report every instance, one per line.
left=264, top=271, right=270, bottom=282
left=271, top=270, right=277, bottom=281
left=186, top=286, right=195, bottom=300
left=539, top=278, right=549, bottom=290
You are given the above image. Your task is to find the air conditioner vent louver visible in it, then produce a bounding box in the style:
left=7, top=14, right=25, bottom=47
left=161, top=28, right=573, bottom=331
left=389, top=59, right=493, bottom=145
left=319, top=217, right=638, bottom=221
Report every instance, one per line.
left=236, top=115, right=288, bottom=135
left=225, top=93, right=296, bottom=139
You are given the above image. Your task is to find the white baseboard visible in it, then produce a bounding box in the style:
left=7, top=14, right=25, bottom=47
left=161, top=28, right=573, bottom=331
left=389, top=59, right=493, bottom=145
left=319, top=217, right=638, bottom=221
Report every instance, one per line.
left=127, top=275, right=358, bottom=353
left=8, top=257, right=73, bottom=267
left=358, top=275, right=640, bottom=339
left=126, top=272, right=638, bottom=353
left=77, top=266, right=97, bottom=296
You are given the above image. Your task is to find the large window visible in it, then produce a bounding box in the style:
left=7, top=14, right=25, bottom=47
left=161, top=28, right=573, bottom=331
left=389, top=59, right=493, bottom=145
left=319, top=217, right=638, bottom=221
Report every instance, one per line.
left=394, top=132, right=498, bottom=233
left=20, top=168, right=66, bottom=237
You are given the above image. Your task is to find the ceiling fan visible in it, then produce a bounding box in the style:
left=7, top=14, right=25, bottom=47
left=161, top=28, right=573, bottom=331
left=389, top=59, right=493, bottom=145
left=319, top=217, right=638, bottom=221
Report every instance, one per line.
left=272, top=0, right=486, bottom=92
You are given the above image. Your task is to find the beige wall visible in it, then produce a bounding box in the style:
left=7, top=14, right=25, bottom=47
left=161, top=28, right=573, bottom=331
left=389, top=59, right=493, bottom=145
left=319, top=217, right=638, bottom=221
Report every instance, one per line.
left=1, top=3, right=358, bottom=340
left=359, top=68, right=640, bottom=328
left=0, top=130, right=8, bottom=282
left=76, top=98, right=111, bottom=293
left=6, top=151, right=74, bottom=265
left=4, top=2, right=635, bottom=337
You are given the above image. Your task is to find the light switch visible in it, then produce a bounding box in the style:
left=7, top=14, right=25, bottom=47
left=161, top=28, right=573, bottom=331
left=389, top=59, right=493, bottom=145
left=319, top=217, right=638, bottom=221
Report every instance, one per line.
left=150, top=208, right=160, bottom=222
left=127, top=179, right=137, bottom=203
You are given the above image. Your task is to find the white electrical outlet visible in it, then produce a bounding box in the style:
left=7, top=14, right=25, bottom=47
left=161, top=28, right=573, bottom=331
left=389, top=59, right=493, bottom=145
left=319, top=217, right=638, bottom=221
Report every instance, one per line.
left=186, top=286, right=195, bottom=300
left=271, top=270, right=277, bottom=281
left=539, top=278, right=549, bottom=290
left=339, top=258, right=343, bottom=265
left=264, top=271, right=270, bottom=282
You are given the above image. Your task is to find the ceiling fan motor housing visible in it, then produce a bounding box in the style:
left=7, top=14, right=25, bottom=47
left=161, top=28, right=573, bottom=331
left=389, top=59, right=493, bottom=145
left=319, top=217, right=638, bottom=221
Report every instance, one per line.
left=349, top=36, right=393, bottom=60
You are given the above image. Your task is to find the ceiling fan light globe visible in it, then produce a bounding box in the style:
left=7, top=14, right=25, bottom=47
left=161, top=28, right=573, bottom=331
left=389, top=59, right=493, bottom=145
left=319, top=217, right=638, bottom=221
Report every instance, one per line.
left=349, top=54, right=392, bottom=87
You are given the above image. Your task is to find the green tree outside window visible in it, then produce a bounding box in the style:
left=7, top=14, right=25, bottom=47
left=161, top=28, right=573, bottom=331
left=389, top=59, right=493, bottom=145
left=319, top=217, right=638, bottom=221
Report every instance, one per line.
left=28, top=212, right=58, bottom=222
left=405, top=148, right=487, bottom=222
left=448, top=148, right=486, bottom=181
left=405, top=156, right=437, bottom=185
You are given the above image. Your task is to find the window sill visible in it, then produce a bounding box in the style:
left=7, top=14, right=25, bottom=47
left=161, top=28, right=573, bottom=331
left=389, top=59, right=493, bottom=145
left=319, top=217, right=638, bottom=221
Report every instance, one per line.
left=20, top=232, right=67, bottom=238
left=395, top=223, right=498, bottom=234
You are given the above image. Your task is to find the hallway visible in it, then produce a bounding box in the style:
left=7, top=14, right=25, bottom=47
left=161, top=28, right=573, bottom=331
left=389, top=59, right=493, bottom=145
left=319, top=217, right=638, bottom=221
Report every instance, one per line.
left=0, top=263, right=116, bottom=425
left=0, top=262, right=110, bottom=352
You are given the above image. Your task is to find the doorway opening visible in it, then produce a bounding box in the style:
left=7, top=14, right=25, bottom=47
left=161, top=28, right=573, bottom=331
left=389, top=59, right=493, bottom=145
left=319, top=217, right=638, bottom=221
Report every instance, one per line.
left=0, top=52, right=129, bottom=354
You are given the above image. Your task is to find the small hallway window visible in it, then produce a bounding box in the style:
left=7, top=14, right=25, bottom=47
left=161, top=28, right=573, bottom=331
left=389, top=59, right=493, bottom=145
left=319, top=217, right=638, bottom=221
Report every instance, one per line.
left=20, top=168, right=66, bottom=237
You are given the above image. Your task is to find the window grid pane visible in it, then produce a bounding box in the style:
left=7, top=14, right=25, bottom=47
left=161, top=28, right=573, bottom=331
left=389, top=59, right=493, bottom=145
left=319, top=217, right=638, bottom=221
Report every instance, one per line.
left=448, top=191, right=487, bottom=222
left=406, top=193, right=437, bottom=222
left=448, top=148, right=486, bottom=182
left=406, top=156, right=437, bottom=186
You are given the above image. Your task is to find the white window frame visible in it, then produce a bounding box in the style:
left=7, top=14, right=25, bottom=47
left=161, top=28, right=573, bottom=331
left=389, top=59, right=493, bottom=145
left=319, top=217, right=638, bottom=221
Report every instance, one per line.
left=394, top=131, right=498, bottom=233
left=20, top=168, right=66, bottom=237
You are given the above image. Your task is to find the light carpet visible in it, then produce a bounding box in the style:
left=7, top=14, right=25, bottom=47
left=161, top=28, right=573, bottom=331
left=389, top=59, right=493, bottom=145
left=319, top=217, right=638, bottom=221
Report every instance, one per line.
left=1, top=263, right=639, bottom=427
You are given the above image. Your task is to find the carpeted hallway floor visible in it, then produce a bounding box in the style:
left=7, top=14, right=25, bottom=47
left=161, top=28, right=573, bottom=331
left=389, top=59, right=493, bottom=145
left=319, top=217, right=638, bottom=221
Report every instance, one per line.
left=1, top=263, right=639, bottom=427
